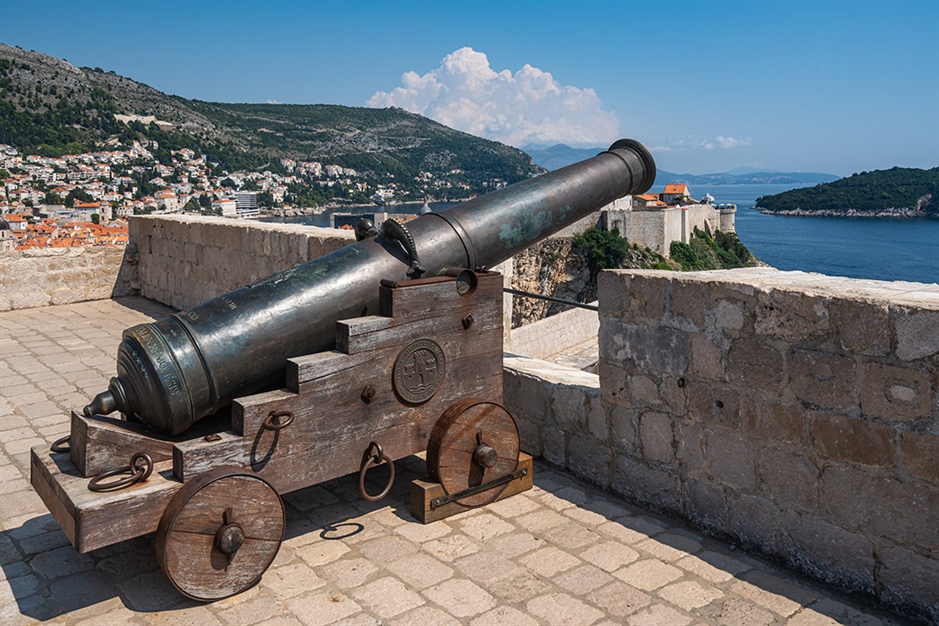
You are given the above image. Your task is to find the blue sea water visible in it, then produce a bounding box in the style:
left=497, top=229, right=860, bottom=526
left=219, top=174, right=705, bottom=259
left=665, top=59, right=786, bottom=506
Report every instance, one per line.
left=695, top=184, right=939, bottom=285
left=266, top=186, right=939, bottom=285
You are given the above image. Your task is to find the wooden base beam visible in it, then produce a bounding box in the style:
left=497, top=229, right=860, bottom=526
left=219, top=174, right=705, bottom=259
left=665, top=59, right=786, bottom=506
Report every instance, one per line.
left=410, top=452, right=533, bottom=524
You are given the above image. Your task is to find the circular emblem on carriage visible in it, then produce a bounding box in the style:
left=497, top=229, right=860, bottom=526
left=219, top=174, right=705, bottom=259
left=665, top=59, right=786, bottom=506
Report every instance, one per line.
left=393, top=339, right=446, bottom=404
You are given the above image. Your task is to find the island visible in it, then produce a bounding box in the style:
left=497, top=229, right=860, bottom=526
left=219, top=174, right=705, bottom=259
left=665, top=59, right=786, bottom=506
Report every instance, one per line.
left=755, top=167, right=939, bottom=217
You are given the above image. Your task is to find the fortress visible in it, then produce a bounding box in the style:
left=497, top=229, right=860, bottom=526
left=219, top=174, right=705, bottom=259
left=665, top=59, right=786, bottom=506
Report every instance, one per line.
left=0, top=214, right=936, bottom=622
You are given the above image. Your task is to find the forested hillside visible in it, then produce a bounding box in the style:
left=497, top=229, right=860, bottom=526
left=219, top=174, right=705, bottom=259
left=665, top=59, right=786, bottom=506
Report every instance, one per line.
left=0, top=43, right=541, bottom=198
left=755, top=167, right=938, bottom=217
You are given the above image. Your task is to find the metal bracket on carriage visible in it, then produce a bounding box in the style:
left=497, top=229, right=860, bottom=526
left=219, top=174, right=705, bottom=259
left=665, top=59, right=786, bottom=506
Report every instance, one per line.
left=430, top=466, right=529, bottom=509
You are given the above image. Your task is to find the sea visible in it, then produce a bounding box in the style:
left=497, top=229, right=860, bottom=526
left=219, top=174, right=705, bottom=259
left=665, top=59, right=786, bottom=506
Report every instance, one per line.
left=264, top=185, right=939, bottom=285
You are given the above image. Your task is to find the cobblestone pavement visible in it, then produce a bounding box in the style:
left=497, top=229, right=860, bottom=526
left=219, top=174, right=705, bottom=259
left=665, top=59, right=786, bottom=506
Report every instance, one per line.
left=0, top=298, right=915, bottom=625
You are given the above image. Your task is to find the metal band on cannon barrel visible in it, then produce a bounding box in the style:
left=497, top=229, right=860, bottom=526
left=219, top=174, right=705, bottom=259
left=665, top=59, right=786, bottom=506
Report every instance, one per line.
left=423, top=212, right=478, bottom=271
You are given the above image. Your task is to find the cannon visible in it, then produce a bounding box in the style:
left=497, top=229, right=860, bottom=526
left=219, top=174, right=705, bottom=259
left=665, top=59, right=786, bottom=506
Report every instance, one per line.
left=30, top=139, right=655, bottom=601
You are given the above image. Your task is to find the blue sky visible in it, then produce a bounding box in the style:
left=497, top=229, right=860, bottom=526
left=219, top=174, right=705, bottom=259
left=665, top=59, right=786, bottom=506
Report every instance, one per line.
left=1, top=0, right=936, bottom=176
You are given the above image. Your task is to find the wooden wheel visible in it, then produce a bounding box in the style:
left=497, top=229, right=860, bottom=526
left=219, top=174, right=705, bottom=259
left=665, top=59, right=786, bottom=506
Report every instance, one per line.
left=156, top=467, right=284, bottom=601
left=427, top=399, right=520, bottom=507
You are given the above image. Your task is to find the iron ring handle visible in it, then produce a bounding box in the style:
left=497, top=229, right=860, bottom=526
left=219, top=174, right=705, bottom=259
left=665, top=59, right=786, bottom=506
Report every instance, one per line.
left=358, top=441, right=395, bottom=502
left=51, top=435, right=71, bottom=454
left=88, top=452, right=153, bottom=492
left=263, top=410, right=294, bottom=430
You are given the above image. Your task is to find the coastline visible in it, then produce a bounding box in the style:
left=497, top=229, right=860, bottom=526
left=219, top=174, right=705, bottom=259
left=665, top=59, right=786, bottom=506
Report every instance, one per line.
left=754, top=206, right=935, bottom=218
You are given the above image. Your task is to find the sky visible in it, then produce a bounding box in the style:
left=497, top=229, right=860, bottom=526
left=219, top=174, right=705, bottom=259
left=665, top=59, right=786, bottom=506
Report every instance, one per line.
left=0, top=0, right=937, bottom=176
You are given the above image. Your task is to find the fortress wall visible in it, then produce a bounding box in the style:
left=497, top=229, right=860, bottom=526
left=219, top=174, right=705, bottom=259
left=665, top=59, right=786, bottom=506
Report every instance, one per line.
left=505, top=302, right=599, bottom=359
left=0, top=246, right=136, bottom=311
left=505, top=267, right=939, bottom=621
left=129, top=215, right=356, bottom=310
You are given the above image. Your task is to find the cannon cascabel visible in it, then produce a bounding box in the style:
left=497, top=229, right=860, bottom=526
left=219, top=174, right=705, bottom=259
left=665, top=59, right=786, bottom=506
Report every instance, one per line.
left=83, top=139, right=656, bottom=435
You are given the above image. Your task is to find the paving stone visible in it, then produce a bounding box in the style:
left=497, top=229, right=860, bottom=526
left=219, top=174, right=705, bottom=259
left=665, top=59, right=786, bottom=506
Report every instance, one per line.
left=285, top=591, right=362, bottom=626
left=675, top=550, right=750, bottom=583
left=295, top=539, right=351, bottom=567
left=390, top=605, right=461, bottom=626
left=628, top=603, right=693, bottom=626
left=215, top=594, right=283, bottom=626
left=387, top=552, right=455, bottom=589
left=457, top=512, right=516, bottom=541
left=731, top=578, right=806, bottom=618
left=657, top=580, right=724, bottom=611
left=613, top=559, right=683, bottom=591
left=488, top=531, right=544, bottom=558
left=698, top=596, right=777, bottom=626
left=484, top=568, right=553, bottom=604
left=519, top=546, right=581, bottom=577
left=391, top=518, right=452, bottom=543
left=261, top=561, right=325, bottom=598
left=320, top=557, right=379, bottom=589
left=553, top=564, right=613, bottom=595
left=454, top=550, right=518, bottom=583
left=542, top=521, right=602, bottom=550
left=580, top=540, right=640, bottom=572
left=422, top=578, right=496, bottom=618
left=351, top=576, right=424, bottom=618
left=422, top=534, right=481, bottom=562
left=586, top=580, right=653, bottom=617
left=470, top=605, right=539, bottom=626
left=515, top=508, right=570, bottom=532
left=28, top=545, right=95, bottom=579
left=356, top=535, right=418, bottom=562
left=527, top=592, right=605, bottom=626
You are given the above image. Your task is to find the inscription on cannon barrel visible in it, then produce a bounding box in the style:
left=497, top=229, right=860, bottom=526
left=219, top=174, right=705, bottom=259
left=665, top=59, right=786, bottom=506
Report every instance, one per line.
left=393, top=339, right=445, bottom=404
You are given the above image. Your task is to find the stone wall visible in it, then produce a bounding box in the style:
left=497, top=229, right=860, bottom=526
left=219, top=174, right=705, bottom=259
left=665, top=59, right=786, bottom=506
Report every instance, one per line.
left=131, top=215, right=356, bottom=310
left=0, top=246, right=137, bottom=311
left=504, top=267, right=938, bottom=622
left=506, top=303, right=598, bottom=360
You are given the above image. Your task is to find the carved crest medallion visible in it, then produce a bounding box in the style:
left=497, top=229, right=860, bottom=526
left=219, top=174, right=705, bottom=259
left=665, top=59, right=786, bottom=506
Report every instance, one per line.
left=393, top=339, right=445, bottom=404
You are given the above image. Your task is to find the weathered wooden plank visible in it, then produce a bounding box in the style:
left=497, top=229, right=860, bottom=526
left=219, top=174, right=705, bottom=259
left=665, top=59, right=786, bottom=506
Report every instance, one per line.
left=337, top=304, right=502, bottom=355
left=172, top=430, right=250, bottom=482
left=69, top=411, right=175, bottom=477
left=379, top=272, right=503, bottom=320
left=410, top=453, right=533, bottom=524
left=31, top=445, right=181, bottom=553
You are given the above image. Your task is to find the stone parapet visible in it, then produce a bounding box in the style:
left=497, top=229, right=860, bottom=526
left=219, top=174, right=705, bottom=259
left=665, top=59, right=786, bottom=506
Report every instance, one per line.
left=0, top=246, right=136, bottom=311
left=505, top=302, right=599, bottom=360
left=506, top=267, right=939, bottom=622
left=130, top=215, right=356, bottom=310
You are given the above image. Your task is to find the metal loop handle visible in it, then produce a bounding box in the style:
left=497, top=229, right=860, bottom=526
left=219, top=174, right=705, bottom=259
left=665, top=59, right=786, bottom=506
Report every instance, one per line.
left=263, top=410, right=294, bottom=431
left=358, top=441, right=395, bottom=503
left=51, top=436, right=71, bottom=454
left=88, top=452, right=153, bottom=492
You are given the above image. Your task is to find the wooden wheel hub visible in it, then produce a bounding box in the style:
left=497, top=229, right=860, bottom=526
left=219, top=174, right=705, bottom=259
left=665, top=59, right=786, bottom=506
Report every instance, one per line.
left=427, top=399, right=520, bottom=507
left=156, top=467, right=284, bottom=601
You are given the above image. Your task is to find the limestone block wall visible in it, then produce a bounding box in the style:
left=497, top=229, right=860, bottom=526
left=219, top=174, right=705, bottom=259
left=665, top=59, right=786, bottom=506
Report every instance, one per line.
left=130, top=215, right=356, bottom=310
left=505, top=302, right=598, bottom=360
left=0, top=246, right=137, bottom=311
left=504, top=267, right=938, bottom=621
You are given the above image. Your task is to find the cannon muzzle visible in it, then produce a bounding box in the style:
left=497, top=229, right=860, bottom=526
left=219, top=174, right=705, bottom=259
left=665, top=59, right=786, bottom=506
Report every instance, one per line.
left=85, top=139, right=655, bottom=435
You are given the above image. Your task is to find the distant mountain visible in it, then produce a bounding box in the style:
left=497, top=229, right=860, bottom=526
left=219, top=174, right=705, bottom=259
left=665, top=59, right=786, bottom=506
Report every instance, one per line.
left=522, top=143, right=837, bottom=187
left=755, top=167, right=939, bottom=217
left=0, top=43, right=542, bottom=197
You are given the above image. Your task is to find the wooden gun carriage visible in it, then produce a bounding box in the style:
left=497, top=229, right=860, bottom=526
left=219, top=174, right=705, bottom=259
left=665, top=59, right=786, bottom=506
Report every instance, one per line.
left=31, top=270, right=532, bottom=601
left=29, top=139, right=655, bottom=601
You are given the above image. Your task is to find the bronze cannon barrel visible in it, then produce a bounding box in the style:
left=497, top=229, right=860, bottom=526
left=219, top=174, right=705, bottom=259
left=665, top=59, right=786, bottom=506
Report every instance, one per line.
left=84, top=139, right=655, bottom=435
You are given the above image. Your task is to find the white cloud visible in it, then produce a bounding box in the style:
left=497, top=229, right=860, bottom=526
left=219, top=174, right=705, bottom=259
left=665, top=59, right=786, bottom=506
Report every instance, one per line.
left=650, top=135, right=752, bottom=153
left=367, top=47, right=619, bottom=148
